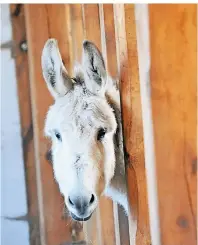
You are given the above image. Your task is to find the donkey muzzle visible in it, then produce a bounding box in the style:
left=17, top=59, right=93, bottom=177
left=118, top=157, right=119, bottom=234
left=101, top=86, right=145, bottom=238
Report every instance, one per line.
left=67, top=193, right=96, bottom=221
left=71, top=212, right=92, bottom=221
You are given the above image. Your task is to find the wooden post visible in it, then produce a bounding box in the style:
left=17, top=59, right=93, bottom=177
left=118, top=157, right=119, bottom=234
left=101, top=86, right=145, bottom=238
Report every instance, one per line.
left=70, top=4, right=84, bottom=63
left=115, top=3, right=152, bottom=245
left=10, top=4, right=41, bottom=245
left=149, top=4, right=197, bottom=245
left=135, top=4, right=161, bottom=245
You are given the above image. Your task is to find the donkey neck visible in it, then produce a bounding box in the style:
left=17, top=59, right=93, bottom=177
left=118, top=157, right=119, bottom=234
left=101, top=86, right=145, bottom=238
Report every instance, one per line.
left=104, top=89, right=129, bottom=212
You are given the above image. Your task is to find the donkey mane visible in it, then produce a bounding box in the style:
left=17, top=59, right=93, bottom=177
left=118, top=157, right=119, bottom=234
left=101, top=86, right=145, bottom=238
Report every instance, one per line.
left=103, top=83, right=128, bottom=213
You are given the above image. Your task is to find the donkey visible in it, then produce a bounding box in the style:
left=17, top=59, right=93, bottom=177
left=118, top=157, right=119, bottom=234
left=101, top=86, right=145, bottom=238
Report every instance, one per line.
left=41, top=39, right=128, bottom=221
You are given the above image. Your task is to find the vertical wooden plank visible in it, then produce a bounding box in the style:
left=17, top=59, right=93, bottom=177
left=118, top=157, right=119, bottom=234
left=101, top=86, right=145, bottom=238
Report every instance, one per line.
left=83, top=4, right=101, bottom=49
left=114, top=3, right=152, bottom=245
left=102, top=4, right=118, bottom=79
left=102, top=4, right=132, bottom=245
left=117, top=205, right=130, bottom=245
left=125, top=4, right=151, bottom=245
left=149, top=4, right=197, bottom=245
left=84, top=212, right=99, bottom=245
left=46, top=4, right=73, bottom=75
left=10, top=4, right=41, bottom=245
left=70, top=4, right=84, bottom=62
left=99, top=4, right=118, bottom=245
left=113, top=5, right=136, bottom=245
left=98, top=199, right=116, bottom=245
left=135, top=4, right=161, bottom=245
left=25, top=5, right=73, bottom=245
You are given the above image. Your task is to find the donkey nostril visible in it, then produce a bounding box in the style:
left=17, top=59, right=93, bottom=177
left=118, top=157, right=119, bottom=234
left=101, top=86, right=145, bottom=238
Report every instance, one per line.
left=68, top=197, right=74, bottom=206
left=89, top=194, right=95, bottom=204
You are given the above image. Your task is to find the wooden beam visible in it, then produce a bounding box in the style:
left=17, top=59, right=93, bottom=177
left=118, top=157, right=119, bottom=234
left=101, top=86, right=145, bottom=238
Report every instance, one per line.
left=98, top=4, right=118, bottom=245
left=83, top=4, right=101, bottom=49
left=135, top=4, right=160, bottom=245
left=103, top=4, right=131, bottom=245
left=149, top=4, right=197, bottom=245
left=10, top=4, right=41, bottom=245
left=102, top=4, right=118, bottom=79
left=46, top=4, right=73, bottom=75
left=70, top=4, right=84, bottom=62
left=115, top=3, right=152, bottom=245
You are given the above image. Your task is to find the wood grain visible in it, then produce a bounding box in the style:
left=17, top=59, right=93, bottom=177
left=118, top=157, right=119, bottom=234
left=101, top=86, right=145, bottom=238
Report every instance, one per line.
left=14, top=4, right=196, bottom=245
left=103, top=4, right=132, bottom=245
left=125, top=5, right=151, bottom=245
left=25, top=5, right=73, bottom=245
left=46, top=4, right=73, bottom=75
left=114, top=3, right=152, bottom=245
left=103, top=4, right=118, bottom=79
left=98, top=4, right=118, bottom=245
left=149, top=4, right=197, bottom=245
left=10, top=4, right=41, bottom=245
left=83, top=4, right=101, bottom=50
left=70, top=4, right=84, bottom=62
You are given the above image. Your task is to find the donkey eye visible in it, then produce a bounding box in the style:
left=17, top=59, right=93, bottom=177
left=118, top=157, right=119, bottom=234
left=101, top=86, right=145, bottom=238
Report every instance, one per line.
left=55, top=131, right=62, bottom=141
left=97, top=128, right=107, bottom=141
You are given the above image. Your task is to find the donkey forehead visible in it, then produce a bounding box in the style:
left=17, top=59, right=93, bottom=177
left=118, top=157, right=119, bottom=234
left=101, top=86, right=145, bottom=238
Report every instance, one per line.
left=46, top=87, right=117, bottom=132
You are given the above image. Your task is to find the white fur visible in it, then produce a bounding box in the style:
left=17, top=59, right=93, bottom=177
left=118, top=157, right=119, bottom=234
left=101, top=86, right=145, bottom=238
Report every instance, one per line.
left=42, top=39, right=128, bottom=219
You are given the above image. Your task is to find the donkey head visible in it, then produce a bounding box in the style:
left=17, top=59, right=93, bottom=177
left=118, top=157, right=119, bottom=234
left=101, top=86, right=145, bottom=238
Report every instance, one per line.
left=42, top=39, right=117, bottom=221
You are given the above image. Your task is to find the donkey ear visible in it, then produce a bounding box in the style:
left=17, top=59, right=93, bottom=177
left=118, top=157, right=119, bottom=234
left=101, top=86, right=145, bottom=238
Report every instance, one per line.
left=82, top=40, right=107, bottom=95
left=41, top=39, right=73, bottom=99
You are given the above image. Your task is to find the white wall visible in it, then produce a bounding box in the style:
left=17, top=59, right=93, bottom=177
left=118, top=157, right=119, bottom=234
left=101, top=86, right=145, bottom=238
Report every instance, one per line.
left=1, top=4, right=29, bottom=245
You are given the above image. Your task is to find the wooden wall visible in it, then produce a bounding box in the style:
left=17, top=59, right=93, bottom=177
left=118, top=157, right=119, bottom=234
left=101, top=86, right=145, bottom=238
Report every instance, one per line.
left=10, top=3, right=196, bottom=245
left=149, top=4, right=197, bottom=245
